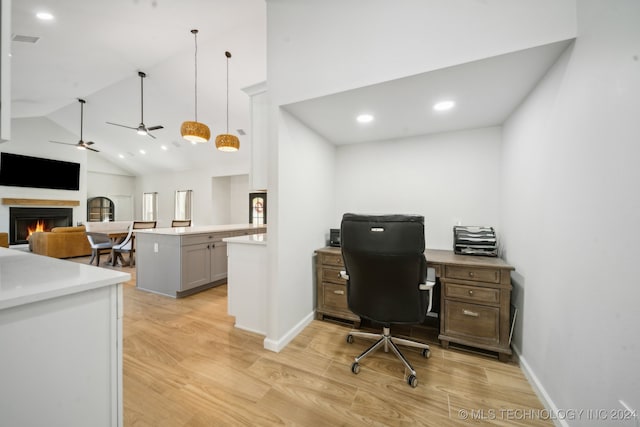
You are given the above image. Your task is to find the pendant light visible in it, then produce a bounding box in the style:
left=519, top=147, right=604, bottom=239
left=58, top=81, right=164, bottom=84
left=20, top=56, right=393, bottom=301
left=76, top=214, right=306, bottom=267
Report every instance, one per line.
left=181, top=29, right=210, bottom=143
left=215, top=51, right=240, bottom=152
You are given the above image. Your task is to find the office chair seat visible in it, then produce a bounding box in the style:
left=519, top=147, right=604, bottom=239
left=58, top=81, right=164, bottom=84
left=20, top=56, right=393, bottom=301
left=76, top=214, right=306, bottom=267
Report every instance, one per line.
left=340, top=213, right=436, bottom=388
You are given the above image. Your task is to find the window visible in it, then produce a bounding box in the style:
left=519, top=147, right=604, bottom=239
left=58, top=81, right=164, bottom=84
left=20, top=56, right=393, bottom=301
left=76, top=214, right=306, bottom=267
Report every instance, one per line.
left=249, top=192, right=266, bottom=225
left=174, top=190, right=193, bottom=221
left=142, top=192, right=158, bottom=221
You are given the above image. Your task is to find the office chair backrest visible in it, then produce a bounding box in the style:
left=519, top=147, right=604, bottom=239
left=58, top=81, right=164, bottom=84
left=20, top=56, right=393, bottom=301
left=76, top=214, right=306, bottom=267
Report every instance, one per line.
left=340, top=213, right=428, bottom=325
left=171, top=219, right=191, bottom=227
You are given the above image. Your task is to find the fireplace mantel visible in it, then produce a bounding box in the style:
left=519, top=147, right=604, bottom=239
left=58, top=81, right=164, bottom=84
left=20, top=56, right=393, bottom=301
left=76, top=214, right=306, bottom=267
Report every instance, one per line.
left=2, top=198, right=80, bottom=207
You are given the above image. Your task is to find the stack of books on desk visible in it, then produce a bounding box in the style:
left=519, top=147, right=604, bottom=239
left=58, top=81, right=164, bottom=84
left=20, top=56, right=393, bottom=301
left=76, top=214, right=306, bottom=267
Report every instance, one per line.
left=453, top=226, right=498, bottom=257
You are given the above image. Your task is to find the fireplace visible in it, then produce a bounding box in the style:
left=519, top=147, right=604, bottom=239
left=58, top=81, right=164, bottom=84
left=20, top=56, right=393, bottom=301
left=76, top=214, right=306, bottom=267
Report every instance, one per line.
left=9, top=207, right=73, bottom=245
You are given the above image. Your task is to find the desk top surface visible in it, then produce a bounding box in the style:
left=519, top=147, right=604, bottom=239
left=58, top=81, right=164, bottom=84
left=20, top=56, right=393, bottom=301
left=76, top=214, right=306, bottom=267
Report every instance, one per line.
left=317, top=247, right=513, bottom=270
left=425, top=249, right=514, bottom=270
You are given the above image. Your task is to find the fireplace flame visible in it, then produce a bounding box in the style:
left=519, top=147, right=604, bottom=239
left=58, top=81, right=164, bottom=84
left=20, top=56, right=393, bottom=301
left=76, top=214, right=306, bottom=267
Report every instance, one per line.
left=26, top=220, right=46, bottom=239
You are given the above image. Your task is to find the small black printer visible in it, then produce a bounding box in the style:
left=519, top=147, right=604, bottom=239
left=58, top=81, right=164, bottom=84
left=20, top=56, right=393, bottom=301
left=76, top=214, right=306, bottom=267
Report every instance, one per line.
left=329, top=228, right=341, bottom=247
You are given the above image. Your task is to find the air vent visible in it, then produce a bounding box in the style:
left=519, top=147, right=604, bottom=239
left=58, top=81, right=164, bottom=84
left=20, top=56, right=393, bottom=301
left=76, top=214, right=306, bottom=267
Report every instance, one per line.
left=237, top=129, right=246, bottom=136
left=12, top=34, right=40, bottom=44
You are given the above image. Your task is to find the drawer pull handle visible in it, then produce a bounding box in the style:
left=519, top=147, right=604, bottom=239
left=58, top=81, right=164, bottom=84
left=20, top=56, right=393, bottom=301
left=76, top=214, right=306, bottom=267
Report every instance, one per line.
left=468, top=290, right=474, bottom=295
left=333, top=290, right=344, bottom=295
left=468, top=272, right=474, bottom=277
left=463, top=309, right=479, bottom=317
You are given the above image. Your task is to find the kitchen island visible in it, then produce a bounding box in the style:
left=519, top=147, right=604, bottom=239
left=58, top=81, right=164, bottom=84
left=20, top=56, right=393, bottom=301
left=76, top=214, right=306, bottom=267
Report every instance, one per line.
left=0, top=247, right=130, bottom=427
left=135, top=224, right=266, bottom=298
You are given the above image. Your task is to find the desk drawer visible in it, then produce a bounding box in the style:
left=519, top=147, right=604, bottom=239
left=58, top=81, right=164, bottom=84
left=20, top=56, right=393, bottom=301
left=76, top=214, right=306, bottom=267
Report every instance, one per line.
left=445, top=265, right=500, bottom=283
left=445, top=283, right=500, bottom=305
left=320, top=253, right=344, bottom=267
left=443, top=300, right=499, bottom=344
left=321, top=282, right=349, bottom=311
left=322, top=266, right=346, bottom=285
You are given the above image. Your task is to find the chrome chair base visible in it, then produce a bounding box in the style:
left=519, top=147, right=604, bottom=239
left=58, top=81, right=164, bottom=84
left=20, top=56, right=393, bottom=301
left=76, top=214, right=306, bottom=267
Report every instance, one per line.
left=346, top=326, right=430, bottom=388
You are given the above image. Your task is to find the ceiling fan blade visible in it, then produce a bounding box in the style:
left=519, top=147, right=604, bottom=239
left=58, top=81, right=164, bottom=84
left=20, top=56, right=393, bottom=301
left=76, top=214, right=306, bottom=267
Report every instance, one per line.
left=86, top=146, right=100, bottom=153
left=49, top=140, right=76, bottom=146
left=84, top=141, right=95, bottom=146
left=146, top=132, right=157, bottom=139
left=147, top=125, right=164, bottom=131
left=106, top=122, right=137, bottom=130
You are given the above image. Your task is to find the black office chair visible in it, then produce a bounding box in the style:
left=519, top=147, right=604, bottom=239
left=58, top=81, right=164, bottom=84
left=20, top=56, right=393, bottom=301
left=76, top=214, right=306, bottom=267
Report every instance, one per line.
left=340, top=213, right=435, bottom=388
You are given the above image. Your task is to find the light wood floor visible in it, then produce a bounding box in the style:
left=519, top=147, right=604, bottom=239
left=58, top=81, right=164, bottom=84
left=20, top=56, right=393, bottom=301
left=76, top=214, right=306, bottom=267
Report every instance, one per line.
left=71, top=256, right=550, bottom=426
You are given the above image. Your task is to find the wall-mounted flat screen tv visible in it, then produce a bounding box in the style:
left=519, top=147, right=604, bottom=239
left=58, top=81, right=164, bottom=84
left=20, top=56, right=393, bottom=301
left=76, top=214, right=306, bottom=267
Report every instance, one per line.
left=0, top=152, right=81, bottom=191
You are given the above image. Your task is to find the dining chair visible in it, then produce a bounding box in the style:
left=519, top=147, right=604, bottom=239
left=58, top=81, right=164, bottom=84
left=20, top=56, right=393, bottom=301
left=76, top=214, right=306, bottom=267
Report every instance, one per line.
left=111, top=221, right=156, bottom=267
left=86, top=232, right=114, bottom=267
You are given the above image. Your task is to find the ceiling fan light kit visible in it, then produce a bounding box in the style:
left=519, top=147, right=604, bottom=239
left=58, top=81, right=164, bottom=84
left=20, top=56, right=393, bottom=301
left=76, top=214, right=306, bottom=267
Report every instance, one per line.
left=181, top=29, right=211, bottom=143
left=215, top=51, right=239, bottom=152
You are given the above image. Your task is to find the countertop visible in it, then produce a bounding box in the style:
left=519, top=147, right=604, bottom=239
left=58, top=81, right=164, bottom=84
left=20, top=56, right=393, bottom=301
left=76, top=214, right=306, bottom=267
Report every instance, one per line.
left=223, top=233, right=267, bottom=246
left=0, top=248, right=131, bottom=310
left=135, top=224, right=266, bottom=236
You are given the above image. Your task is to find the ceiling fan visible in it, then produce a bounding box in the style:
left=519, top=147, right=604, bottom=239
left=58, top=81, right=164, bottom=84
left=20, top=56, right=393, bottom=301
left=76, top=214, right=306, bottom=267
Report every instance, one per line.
left=49, top=98, right=99, bottom=152
left=106, top=71, right=164, bottom=139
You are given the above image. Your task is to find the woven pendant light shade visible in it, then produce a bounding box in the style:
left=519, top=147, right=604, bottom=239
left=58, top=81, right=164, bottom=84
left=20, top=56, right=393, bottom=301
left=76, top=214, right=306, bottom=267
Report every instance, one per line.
left=181, top=120, right=210, bottom=143
left=181, top=29, right=210, bottom=143
left=215, top=133, right=240, bottom=151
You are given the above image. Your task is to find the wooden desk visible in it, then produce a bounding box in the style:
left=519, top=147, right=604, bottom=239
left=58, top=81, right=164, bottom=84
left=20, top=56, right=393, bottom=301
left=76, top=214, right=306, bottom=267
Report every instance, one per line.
left=426, top=249, right=514, bottom=362
left=314, top=247, right=515, bottom=361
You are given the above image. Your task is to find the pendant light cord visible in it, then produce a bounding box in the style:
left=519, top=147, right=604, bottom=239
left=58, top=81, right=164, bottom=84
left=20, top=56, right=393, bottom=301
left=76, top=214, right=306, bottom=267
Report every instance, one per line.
left=192, top=29, right=199, bottom=122
left=226, top=52, right=229, bottom=133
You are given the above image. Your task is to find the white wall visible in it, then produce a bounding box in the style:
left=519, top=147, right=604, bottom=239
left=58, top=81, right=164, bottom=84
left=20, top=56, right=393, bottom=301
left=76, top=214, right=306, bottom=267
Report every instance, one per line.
left=501, top=0, right=640, bottom=421
left=266, top=109, right=336, bottom=348
left=335, top=127, right=502, bottom=249
left=137, top=169, right=250, bottom=228
left=267, top=0, right=576, bottom=107
left=0, top=117, right=88, bottom=227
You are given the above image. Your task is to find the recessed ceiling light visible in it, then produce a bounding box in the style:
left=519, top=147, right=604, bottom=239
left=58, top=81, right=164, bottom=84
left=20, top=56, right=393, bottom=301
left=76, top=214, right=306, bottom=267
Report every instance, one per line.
left=36, top=12, right=54, bottom=20
left=433, top=101, right=455, bottom=111
left=161, top=145, right=168, bottom=151
left=139, top=149, right=146, bottom=155
left=118, top=154, right=125, bottom=159
left=357, top=114, right=374, bottom=123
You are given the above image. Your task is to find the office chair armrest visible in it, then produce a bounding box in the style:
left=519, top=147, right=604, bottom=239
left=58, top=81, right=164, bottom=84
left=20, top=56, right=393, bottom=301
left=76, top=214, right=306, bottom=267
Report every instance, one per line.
left=340, top=270, right=349, bottom=280
left=419, top=267, right=437, bottom=313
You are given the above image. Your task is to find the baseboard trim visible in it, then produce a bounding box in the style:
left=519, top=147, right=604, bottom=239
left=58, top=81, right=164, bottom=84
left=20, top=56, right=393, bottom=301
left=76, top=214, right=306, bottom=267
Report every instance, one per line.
left=513, top=344, right=566, bottom=427
left=263, top=311, right=314, bottom=353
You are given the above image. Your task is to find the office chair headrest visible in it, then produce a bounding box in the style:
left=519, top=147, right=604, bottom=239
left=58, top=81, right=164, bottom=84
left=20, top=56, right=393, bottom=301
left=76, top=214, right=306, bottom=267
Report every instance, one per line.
left=340, top=213, right=425, bottom=254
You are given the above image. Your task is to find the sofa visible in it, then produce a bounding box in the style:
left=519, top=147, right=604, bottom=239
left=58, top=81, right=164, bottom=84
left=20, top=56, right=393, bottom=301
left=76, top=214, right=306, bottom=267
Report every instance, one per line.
left=29, top=225, right=92, bottom=259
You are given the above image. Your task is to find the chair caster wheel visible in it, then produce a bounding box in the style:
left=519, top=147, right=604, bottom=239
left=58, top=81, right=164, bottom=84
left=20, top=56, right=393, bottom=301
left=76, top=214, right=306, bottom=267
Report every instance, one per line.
left=422, top=348, right=431, bottom=358
left=351, top=362, right=360, bottom=374
left=346, top=334, right=354, bottom=344
left=407, top=374, right=418, bottom=388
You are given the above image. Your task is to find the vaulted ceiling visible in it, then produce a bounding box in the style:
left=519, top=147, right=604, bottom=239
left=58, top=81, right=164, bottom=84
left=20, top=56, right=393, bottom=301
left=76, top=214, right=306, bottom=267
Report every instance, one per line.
left=11, top=0, right=267, bottom=176
left=10, top=1, right=572, bottom=177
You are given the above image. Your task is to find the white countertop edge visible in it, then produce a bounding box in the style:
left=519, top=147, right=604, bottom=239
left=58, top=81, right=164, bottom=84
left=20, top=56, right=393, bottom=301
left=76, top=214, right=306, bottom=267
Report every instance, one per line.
left=135, top=224, right=266, bottom=236
left=223, top=233, right=267, bottom=245
left=0, top=248, right=131, bottom=310
left=0, top=274, right=131, bottom=310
